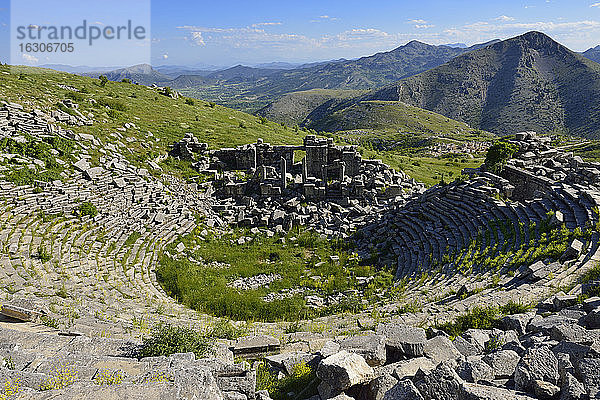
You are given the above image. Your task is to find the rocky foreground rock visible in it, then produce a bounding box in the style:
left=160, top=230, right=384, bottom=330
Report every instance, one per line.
left=1, top=292, right=599, bottom=399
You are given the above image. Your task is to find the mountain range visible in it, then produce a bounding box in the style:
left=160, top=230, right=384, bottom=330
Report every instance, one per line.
left=75, top=32, right=600, bottom=138
left=260, top=32, right=600, bottom=139
left=81, top=39, right=501, bottom=112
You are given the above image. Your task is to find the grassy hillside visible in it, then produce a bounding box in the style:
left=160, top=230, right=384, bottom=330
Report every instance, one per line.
left=0, top=65, right=306, bottom=178
left=0, top=65, right=494, bottom=187
left=257, top=89, right=365, bottom=127
left=311, top=100, right=486, bottom=135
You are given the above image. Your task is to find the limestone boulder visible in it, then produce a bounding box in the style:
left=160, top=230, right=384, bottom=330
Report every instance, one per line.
left=423, top=335, right=463, bottom=364
left=482, top=350, right=520, bottom=378
left=514, top=346, right=559, bottom=392
left=376, top=323, right=427, bottom=361
left=414, top=363, right=463, bottom=400
left=338, top=334, right=386, bottom=366
left=382, top=379, right=424, bottom=400
left=316, top=351, right=374, bottom=392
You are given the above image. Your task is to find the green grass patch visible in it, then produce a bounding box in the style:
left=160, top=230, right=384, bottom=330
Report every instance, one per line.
left=124, top=232, right=142, bottom=247
left=156, top=227, right=400, bottom=322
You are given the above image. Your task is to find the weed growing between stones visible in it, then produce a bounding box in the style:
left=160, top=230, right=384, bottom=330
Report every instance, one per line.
left=578, top=261, right=600, bottom=302
left=435, top=301, right=530, bottom=338
left=256, top=361, right=318, bottom=400
left=208, top=319, right=248, bottom=340
left=76, top=202, right=98, bottom=218
left=40, top=314, right=60, bottom=329
left=39, top=365, right=78, bottom=391
left=37, top=245, right=51, bottom=263
left=0, top=378, right=20, bottom=400
left=93, top=369, right=124, bottom=386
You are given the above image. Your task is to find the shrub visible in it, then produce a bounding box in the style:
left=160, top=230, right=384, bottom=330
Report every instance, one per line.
left=161, top=87, right=173, bottom=97
left=65, top=91, right=85, bottom=102
left=138, top=323, right=213, bottom=359
left=436, top=301, right=529, bottom=337
left=97, top=98, right=127, bottom=111
left=185, top=98, right=195, bottom=106
left=259, top=116, right=268, bottom=124
left=106, top=109, right=122, bottom=119
left=77, top=202, right=98, bottom=218
left=121, top=78, right=132, bottom=84
left=98, top=75, right=108, bottom=87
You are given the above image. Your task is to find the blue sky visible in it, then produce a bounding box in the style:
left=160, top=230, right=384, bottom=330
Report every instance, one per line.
left=1, top=0, right=600, bottom=68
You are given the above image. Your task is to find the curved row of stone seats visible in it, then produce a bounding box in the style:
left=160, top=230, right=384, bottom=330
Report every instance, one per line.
left=0, top=165, right=212, bottom=337
left=359, top=177, right=600, bottom=281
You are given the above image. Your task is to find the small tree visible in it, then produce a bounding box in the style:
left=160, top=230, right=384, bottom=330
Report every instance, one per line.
left=484, top=141, right=519, bottom=173
left=99, top=75, right=108, bottom=87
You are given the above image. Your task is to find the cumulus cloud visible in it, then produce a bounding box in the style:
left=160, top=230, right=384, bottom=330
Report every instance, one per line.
left=591, top=2, right=600, bottom=7
left=178, top=24, right=318, bottom=52
left=22, top=54, right=39, bottom=64
left=408, top=19, right=435, bottom=29
left=495, top=15, right=516, bottom=22
left=311, top=15, right=339, bottom=22
left=252, top=22, right=282, bottom=27
left=162, top=54, right=168, bottom=59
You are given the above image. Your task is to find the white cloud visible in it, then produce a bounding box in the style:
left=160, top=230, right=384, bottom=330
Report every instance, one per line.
left=92, top=21, right=105, bottom=26
left=162, top=54, right=168, bottom=59
left=591, top=2, right=600, bottom=7
left=252, top=22, right=282, bottom=27
left=495, top=15, right=516, bottom=22
left=462, top=20, right=600, bottom=33
left=22, top=54, right=39, bottom=64
left=408, top=19, right=434, bottom=29
left=191, top=31, right=205, bottom=46
left=311, top=15, right=339, bottom=23
left=179, top=25, right=316, bottom=50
